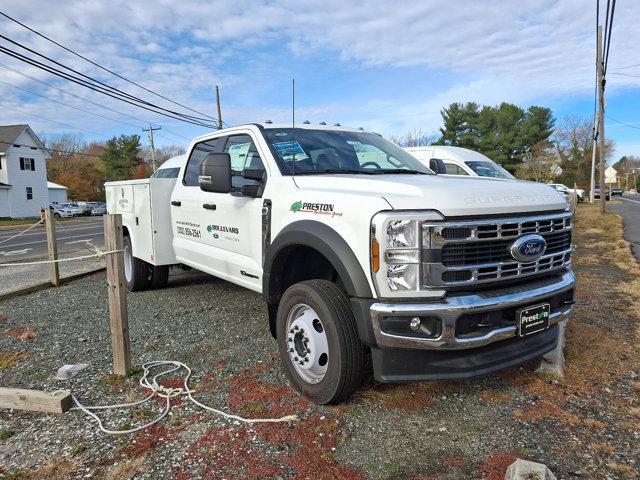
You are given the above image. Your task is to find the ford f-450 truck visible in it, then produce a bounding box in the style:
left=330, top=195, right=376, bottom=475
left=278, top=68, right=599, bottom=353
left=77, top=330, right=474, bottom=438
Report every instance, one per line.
left=105, top=123, right=575, bottom=404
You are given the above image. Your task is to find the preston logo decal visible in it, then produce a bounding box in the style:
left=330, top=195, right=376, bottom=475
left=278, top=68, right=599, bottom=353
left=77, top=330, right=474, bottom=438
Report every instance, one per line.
left=290, top=201, right=342, bottom=217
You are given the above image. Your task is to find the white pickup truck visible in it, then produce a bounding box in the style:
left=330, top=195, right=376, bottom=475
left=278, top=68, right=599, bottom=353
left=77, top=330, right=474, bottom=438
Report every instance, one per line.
left=106, top=123, right=575, bottom=404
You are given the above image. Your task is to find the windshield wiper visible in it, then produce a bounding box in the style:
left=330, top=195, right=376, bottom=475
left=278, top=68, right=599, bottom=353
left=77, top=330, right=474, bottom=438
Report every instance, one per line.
left=369, top=169, right=428, bottom=174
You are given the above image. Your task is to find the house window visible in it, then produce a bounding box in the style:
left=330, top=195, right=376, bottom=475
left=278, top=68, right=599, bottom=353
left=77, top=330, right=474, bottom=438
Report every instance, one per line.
left=20, top=157, right=35, bottom=171
left=26, top=187, right=33, bottom=200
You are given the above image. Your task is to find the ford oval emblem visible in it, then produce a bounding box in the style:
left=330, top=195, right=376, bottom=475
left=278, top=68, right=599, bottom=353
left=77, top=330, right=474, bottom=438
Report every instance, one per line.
left=510, top=234, right=547, bottom=262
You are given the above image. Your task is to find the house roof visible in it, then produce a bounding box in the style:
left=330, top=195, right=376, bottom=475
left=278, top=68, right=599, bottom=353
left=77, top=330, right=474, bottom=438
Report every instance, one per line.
left=47, top=181, right=68, bottom=190
left=0, top=124, right=51, bottom=159
left=0, top=181, right=10, bottom=189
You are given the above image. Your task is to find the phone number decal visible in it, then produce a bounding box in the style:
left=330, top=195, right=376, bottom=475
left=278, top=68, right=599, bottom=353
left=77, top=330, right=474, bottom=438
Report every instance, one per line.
left=177, top=226, right=201, bottom=238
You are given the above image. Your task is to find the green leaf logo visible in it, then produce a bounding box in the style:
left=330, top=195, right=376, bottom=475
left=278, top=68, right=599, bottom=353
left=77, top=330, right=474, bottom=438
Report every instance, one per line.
left=206, top=225, right=213, bottom=233
left=290, top=201, right=302, bottom=212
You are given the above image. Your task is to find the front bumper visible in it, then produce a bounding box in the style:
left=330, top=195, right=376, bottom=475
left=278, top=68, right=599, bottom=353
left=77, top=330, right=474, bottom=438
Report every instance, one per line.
left=369, top=271, right=575, bottom=350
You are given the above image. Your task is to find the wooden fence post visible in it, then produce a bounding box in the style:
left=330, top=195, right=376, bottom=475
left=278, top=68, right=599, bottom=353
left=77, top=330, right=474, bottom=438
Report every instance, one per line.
left=44, top=209, right=60, bottom=286
left=104, top=214, right=131, bottom=376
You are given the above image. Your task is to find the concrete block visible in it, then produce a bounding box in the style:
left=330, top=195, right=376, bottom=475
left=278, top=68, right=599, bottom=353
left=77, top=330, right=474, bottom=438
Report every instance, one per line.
left=536, top=320, right=566, bottom=379
left=505, top=459, right=557, bottom=480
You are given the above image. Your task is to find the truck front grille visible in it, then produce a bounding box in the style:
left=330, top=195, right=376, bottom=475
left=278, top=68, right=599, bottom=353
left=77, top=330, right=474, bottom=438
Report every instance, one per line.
left=423, top=212, right=573, bottom=288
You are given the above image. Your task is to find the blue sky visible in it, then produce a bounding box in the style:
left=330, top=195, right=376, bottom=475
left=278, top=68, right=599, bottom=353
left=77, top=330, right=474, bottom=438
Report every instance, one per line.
left=0, top=0, right=639, bottom=161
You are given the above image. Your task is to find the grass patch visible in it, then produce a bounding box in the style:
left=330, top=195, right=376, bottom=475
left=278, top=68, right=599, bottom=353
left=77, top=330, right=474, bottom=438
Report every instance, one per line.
left=0, top=429, right=15, bottom=440
left=0, top=351, right=30, bottom=370
left=69, top=443, right=87, bottom=456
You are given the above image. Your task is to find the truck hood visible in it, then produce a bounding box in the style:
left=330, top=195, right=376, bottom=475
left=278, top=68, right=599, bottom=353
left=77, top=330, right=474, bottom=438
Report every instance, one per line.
left=292, top=174, right=568, bottom=216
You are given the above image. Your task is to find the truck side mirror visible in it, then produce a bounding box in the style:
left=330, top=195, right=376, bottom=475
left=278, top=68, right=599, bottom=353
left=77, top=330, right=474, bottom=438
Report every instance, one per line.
left=429, top=158, right=447, bottom=175
left=200, top=153, right=231, bottom=193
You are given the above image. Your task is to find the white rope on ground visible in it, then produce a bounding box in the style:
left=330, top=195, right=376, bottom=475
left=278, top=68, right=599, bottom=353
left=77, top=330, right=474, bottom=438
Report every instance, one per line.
left=0, top=249, right=121, bottom=267
left=54, top=360, right=298, bottom=435
left=0, top=218, right=44, bottom=246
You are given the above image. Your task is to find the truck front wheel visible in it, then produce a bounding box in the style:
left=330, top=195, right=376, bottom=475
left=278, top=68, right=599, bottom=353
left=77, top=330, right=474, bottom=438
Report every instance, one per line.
left=123, top=235, right=152, bottom=291
left=276, top=280, right=364, bottom=404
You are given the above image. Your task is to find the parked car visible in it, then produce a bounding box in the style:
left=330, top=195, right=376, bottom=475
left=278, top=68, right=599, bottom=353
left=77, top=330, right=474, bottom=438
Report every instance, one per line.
left=594, top=185, right=611, bottom=200
left=60, top=202, right=83, bottom=216
left=49, top=203, right=74, bottom=219
left=77, top=202, right=102, bottom=216
left=547, top=183, right=585, bottom=202
left=91, top=204, right=107, bottom=215
left=405, top=146, right=515, bottom=179
left=106, top=122, right=575, bottom=404
left=612, top=187, right=623, bottom=196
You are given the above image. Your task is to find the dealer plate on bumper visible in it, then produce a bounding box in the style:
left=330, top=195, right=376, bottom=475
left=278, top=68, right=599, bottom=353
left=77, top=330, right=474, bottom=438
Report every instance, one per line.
left=517, top=303, right=550, bottom=337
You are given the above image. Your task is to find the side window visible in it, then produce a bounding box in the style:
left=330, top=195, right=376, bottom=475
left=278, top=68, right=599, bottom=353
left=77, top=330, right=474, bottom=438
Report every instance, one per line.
left=183, top=138, right=221, bottom=186
left=223, top=134, right=265, bottom=189
left=153, top=167, right=180, bottom=179
left=443, top=162, right=469, bottom=175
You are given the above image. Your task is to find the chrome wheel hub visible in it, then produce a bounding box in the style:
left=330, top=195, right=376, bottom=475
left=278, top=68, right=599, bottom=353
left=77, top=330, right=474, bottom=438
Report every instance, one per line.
left=286, top=303, right=329, bottom=384
left=124, top=244, right=132, bottom=283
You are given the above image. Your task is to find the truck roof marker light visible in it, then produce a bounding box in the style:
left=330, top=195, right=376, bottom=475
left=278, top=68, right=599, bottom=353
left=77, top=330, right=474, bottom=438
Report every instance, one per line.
left=371, top=238, right=380, bottom=273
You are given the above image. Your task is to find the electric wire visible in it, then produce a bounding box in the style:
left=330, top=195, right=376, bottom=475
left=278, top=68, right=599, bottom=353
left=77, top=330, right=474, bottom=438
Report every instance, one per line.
left=0, top=34, right=213, bottom=124
left=0, top=43, right=215, bottom=128
left=605, top=115, right=640, bottom=131
left=0, top=102, right=107, bottom=137
left=0, top=61, right=194, bottom=141
left=0, top=11, right=219, bottom=124
left=0, top=140, right=103, bottom=158
left=0, top=79, right=145, bottom=129
left=603, top=0, right=616, bottom=75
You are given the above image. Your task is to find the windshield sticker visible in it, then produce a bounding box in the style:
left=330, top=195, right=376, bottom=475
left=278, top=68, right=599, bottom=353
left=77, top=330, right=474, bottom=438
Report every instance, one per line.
left=290, top=201, right=343, bottom=217
left=273, top=141, right=307, bottom=158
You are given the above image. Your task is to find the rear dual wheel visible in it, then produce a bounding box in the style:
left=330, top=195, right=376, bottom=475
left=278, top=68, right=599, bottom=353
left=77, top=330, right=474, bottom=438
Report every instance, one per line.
left=276, top=280, right=365, bottom=404
left=123, top=236, right=169, bottom=291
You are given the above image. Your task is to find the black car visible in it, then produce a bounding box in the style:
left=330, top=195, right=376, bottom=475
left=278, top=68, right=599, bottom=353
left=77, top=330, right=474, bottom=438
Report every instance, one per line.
left=612, top=187, right=623, bottom=196
left=594, top=185, right=611, bottom=200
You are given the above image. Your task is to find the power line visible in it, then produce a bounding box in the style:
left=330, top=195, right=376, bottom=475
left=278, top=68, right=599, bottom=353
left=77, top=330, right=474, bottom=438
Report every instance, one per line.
left=0, top=11, right=218, bottom=124
left=0, top=44, right=215, bottom=128
left=605, top=114, right=640, bottom=131
left=610, top=62, right=640, bottom=70
left=609, top=71, right=640, bottom=78
left=0, top=78, right=145, bottom=129
left=0, top=62, right=193, bottom=142
left=603, top=0, right=616, bottom=75
left=0, top=102, right=107, bottom=137
left=0, top=140, right=103, bottom=158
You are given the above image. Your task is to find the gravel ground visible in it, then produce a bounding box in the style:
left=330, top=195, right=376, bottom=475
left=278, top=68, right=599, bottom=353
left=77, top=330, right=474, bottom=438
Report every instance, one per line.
left=0, top=204, right=639, bottom=480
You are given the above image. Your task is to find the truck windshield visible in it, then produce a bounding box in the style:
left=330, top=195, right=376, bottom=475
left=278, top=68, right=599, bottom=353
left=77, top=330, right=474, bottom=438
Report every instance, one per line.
left=262, top=128, right=433, bottom=175
left=465, top=161, right=515, bottom=179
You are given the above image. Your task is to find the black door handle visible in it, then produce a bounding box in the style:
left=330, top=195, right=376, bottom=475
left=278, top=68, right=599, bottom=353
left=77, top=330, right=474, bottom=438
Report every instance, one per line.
left=203, top=203, right=217, bottom=210
left=171, top=200, right=181, bottom=207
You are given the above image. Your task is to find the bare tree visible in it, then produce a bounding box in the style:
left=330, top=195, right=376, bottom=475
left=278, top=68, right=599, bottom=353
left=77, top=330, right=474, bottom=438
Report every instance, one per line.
left=42, top=133, right=85, bottom=177
left=515, top=141, right=559, bottom=182
left=141, top=144, right=186, bottom=167
left=389, top=128, right=437, bottom=147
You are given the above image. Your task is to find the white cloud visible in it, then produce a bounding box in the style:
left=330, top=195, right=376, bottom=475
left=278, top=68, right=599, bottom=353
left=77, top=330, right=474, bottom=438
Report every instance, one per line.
left=0, top=0, right=638, bottom=146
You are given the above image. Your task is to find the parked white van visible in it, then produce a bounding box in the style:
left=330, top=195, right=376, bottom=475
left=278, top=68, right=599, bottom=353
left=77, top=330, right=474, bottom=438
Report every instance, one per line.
left=405, top=146, right=515, bottom=180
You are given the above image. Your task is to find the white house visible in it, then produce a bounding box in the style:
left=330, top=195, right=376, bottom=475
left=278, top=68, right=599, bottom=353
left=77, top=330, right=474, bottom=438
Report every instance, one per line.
left=47, top=181, right=68, bottom=204
left=0, top=124, right=52, bottom=218
left=605, top=166, right=618, bottom=184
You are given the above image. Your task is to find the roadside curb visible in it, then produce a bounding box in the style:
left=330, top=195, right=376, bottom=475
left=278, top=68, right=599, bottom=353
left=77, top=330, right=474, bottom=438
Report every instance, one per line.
left=0, top=267, right=106, bottom=302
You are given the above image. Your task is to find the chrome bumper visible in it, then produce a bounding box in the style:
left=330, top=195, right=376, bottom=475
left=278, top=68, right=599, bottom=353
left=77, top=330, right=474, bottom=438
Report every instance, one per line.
left=370, top=271, right=575, bottom=350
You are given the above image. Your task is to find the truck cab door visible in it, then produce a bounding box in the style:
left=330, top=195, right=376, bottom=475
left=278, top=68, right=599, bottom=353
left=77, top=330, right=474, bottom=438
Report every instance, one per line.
left=170, top=132, right=267, bottom=292
left=170, top=136, right=226, bottom=272
left=200, top=133, right=267, bottom=291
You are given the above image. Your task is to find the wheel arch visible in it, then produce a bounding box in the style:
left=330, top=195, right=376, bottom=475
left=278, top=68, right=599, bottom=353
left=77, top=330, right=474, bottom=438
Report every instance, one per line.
left=263, top=220, right=373, bottom=336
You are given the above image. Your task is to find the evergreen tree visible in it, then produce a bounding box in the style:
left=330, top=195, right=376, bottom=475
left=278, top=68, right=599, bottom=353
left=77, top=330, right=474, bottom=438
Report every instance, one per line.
left=436, top=102, right=555, bottom=171
left=102, top=134, right=142, bottom=181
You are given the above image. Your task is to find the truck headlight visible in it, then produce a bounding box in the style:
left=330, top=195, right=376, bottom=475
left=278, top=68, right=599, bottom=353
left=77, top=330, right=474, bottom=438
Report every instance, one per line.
left=371, top=211, right=445, bottom=297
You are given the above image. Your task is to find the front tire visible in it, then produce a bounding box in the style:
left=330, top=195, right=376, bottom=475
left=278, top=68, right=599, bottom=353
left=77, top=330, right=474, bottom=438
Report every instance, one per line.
left=276, top=280, right=364, bottom=404
left=123, top=235, right=152, bottom=291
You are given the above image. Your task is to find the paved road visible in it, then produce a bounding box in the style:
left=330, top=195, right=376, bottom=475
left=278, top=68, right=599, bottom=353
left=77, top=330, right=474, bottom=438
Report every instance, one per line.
left=608, top=194, right=640, bottom=263
left=0, top=217, right=105, bottom=262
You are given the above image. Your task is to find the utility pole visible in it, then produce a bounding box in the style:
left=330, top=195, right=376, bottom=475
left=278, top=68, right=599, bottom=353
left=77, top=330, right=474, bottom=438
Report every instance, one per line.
left=215, top=85, right=223, bottom=130
left=143, top=124, right=161, bottom=172
left=596, top=25, right=606, bottom=213
left=589, top=111, right=598, bottom=203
